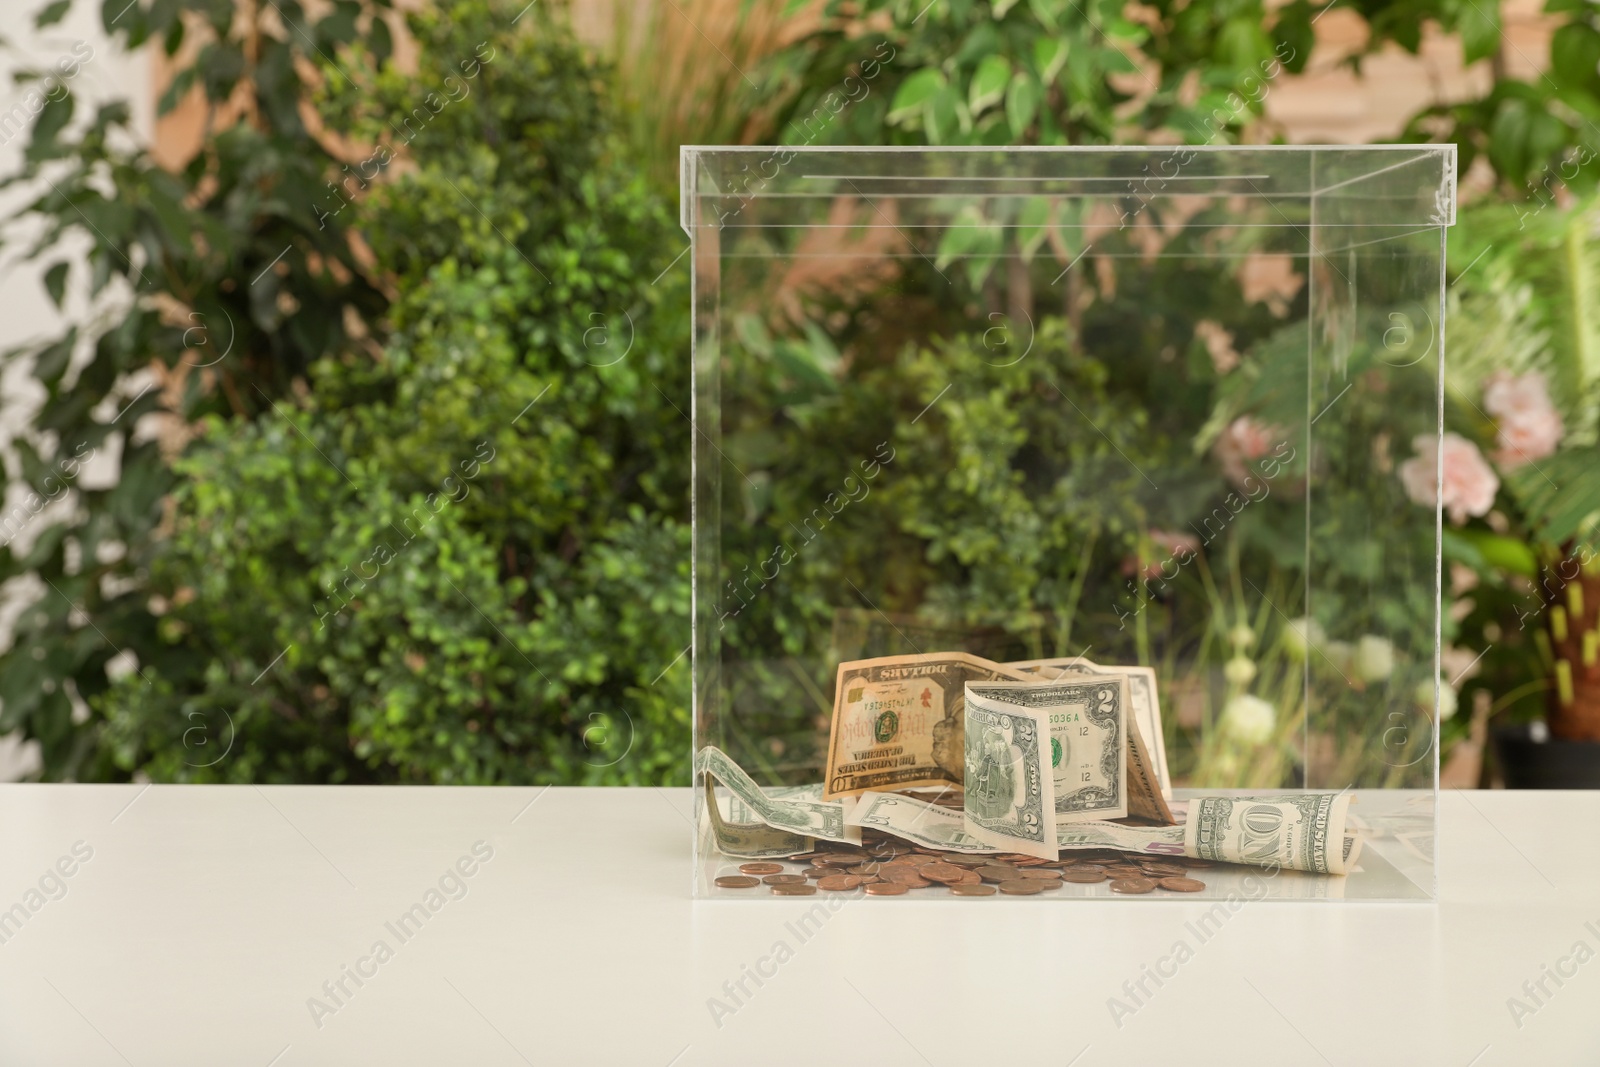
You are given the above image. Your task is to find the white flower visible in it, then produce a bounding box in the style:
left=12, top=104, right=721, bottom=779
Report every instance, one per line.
left=1414, top=677, right=1459, bottom=721
left=1282, top=617, right=1324, bottom=660
left=1320, top=640, right=1355, bottom=676
left=1355, top=635, right=1396, bottom=682
left=1224, top=655, right=1258, bottom=686
left=1221, top=694, right=1276, bottom=745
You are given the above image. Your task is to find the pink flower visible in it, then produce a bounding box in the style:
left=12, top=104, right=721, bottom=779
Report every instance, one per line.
left=1122, top=529, right=1202, bottom=579
left=1484, top=371, right=1562, bottom=469
left=1213, top=416, right=1284, bottom=487
left=1194, top=320, right=1239, bottom=375
left=1398, top=432, right=1499, bottom=524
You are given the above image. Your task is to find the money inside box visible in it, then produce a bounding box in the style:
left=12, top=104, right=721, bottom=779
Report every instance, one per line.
left=684, top=146, right=1452, bottom=901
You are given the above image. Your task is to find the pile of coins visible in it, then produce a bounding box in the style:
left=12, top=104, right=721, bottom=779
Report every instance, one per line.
left=713, top=831, right=1212, bottom=897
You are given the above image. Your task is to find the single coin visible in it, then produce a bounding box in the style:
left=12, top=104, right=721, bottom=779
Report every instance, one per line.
left=865, top=881, right=909, bottom=896
left=814, top=855, right=860, bottom=868
left=787, top=852, right=822, bottom=863
left=920, top=864, right=967, bottom=884
left=1158, top=877, right=1207, bottom=893
left=771, top=882, right=818, bottom=896
left=715, top=875, right=760, bottom=889
left=739, top=862, right=784, bottom=875
left=950, top=883, right=997, bottom=896
left=1061, top=869, right=1108, bottom=884
left=1020, top=869, right=1063, bottom=881
left=997, top=880, right=1045, bottom=895
left=977, top=866, right=1018, bottom=883
left=763, top=874, right=806, bottom=886
left=802, top=868, right=832, bottom=880
left=817, top=875, right=864, bottom=892
left=1064, top=863, right=1106, bottom=874
left=1109, top=877, right=1156, bottom=895
left=884, top=873, right=932, bottom=889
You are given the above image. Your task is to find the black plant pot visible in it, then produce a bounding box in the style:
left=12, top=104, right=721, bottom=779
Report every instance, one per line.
left=1494, top=723, right=1600, bottom=789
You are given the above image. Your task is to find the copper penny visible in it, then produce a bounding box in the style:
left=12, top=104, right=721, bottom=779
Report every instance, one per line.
left=920, top=864, right=967, bottom=884
left=763, top=874, right=806, bottom=886
left=997, top=880, right=1045, bottom=895
left=883, top=870, right=932, bottom=889
left=1158, top=877, right=1207, bottom=893
left=771, top=882, right=817, bottom=896
left=816, top=875, right=864, bottom=892
left=739, top=862, right=784, bottom=875
left=1061, top=869, right=1108, bottom=884
left=950, top=883, right=997, bottom=896
left=714, top=875, right=760, bottom=889
left=802, top=868, right=832, bottom=879
left=865, top=881, right=909, bottom=896
left=1019, top=869, right=1063, bottom=881
left=1109, top=877, right=1156, bottom=895
left=977, top=865, right=1019, bottom=883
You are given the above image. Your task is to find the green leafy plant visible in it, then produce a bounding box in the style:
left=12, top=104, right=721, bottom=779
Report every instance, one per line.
left=1431, top=196, right=1600, bottom=741
left=92, top=1, right=693, bottom=783
left=0, top=0, right=397, bottom=779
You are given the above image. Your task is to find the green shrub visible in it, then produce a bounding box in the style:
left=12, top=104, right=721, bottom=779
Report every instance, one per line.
left=98, top=2, right=692, bottom=783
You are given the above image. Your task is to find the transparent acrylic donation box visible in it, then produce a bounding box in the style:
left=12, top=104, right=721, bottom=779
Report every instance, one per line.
left=684, top=146, right=1451, bottom=902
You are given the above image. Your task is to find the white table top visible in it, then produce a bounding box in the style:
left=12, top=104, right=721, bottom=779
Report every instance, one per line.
left=0, top=785, right=1593, bottom=1066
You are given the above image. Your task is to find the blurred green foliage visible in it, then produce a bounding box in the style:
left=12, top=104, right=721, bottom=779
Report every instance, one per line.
left=4, top=0, right=1600, bottom=783
left=96, top=3, right=693, bottom=782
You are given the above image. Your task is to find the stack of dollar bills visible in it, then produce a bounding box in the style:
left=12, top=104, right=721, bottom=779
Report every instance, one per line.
left=698, top=652, right=1361, bottom=875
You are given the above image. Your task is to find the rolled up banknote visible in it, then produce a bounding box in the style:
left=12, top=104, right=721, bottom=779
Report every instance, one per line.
left=967, top=678, right=1131, bottom=826
left=700, top=775, right=813, bottom=859
left=822, top=652, right=1032, bottom=799
left=1187, top=792, right=1359, bottom=875
left=846, top=789, right=1360, bottom=874
left=695, top=745, right=861, bottom=845
left=962, top=687, right=1058, bottom=860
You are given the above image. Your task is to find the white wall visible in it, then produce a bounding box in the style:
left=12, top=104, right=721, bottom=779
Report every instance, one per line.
left=0, top=2, right=150, bottom=780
